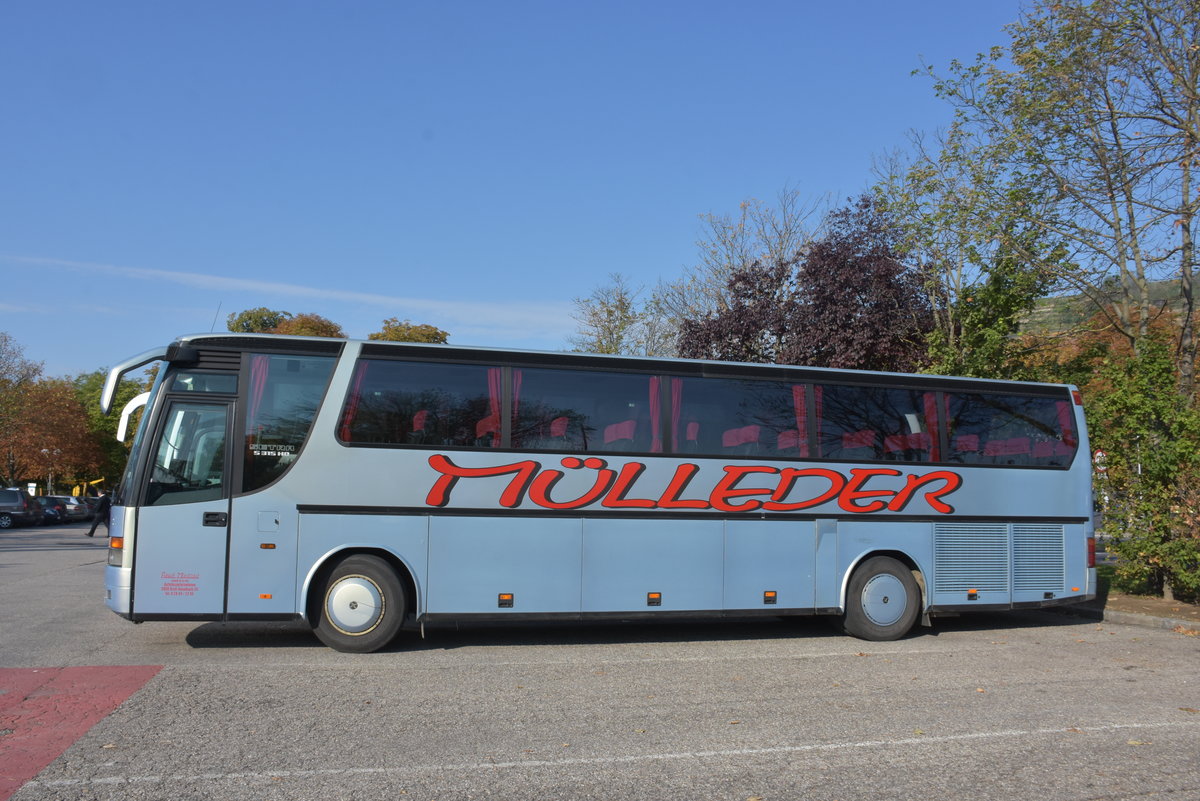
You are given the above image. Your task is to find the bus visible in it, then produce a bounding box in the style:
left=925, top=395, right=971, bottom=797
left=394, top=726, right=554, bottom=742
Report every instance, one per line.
left=100, top=333, right=1096, bottom=652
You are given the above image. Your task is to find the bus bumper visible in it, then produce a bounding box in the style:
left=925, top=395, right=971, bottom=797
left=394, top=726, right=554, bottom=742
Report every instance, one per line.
left=106, top=564, right=133, bottom=619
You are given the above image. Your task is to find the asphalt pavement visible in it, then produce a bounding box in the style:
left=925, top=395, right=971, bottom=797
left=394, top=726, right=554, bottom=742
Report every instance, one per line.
left=2, top=521, right=1199, bottom=801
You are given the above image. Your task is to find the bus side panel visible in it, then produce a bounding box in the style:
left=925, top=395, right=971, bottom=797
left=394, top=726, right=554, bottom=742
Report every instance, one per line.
left=427, top=516, right=582, bottom=614
left=582, top=519, right=723, bottom=612
left=813, top=519, right=840, bottom=611
left=297, top=514, right=429, bottom=614
left=723, top=519, right=817, bottom=611
left=227, top=501, right=300, bottom=615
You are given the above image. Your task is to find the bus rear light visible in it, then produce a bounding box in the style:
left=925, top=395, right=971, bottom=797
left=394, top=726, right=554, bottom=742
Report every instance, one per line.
left=647, top=592, right=662, bottom=607
left=763, top=591, right=778, bottom=605
left=967, top=589, right=979, bottom=600
left=498, top=593, right=514, bottom=608
left=1087, top=537, right=1096, bottom=568
left=107, top=537, right=124, bottom=567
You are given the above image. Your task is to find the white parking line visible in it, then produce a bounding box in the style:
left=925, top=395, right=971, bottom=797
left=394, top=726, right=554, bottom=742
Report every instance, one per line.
left=27, top=719, right=1199, bottom=789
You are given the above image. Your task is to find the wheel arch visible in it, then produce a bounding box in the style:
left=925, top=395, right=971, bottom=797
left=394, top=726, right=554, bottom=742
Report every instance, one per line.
left=302, top=546, right=419, bottom=627
left=840, top=548, right=928, bottom=612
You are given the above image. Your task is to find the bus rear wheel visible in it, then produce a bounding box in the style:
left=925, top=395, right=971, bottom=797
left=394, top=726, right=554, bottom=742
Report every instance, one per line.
left=313, top=554, right=406, bottom=653
left=841, top=556, right=920, bottom=641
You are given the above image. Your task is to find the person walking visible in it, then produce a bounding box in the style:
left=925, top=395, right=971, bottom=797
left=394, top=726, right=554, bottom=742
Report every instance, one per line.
left=85, top=493, right=111, bottom=537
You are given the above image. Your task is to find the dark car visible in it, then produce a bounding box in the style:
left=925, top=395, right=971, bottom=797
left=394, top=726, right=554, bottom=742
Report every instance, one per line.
left=49, top=495, right=89, bottom=522
left=35, top=495, right=65, bottom=525
left=0, top=488, right=41, bottom=528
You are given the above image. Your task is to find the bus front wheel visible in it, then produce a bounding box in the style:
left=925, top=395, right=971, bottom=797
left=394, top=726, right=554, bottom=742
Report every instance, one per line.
left=841, top=556, right=920, bottom=641
left=313, top=554, right=406, bottom=653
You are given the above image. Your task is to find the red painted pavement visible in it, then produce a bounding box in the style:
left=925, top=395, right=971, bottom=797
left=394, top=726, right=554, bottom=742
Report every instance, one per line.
left=0, top=665, right=162, bottom=800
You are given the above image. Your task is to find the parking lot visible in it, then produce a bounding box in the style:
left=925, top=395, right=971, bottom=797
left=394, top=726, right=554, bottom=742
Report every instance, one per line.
left=3, top=522, right=1199, bottom=800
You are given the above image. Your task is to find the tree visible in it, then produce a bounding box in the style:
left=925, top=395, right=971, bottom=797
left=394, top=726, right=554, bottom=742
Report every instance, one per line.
left=271, top=314, right=346, bottom=338
left=645, top=188, right=825, bottom=357
left=927, top=0, right=1200, bottom=392
left=0, top=378, right=102, bottom=491
left=875, top=135, right=1063, bottom=379
left=227, top=308, right=293, bottom=333
left=1084, top=329, right=1200, bottom=601
left=0, top=333, right=43, bottom=486
left=368, top=318, right=449, bottom=344
left=569, top=273, right=651, bottom=355
left=74, top=368, right=153, bottom=486
left=679, top=197, right=934, bottom=372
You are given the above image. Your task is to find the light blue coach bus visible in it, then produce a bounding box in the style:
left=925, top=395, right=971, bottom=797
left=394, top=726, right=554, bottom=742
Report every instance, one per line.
left=101, top=333, right=1096, bottom=652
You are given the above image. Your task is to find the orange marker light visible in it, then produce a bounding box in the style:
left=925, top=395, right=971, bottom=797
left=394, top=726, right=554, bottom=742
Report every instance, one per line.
left=259, top=593, right=273, bottom=599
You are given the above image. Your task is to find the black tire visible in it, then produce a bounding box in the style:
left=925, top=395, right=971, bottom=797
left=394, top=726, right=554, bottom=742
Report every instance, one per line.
left=312, top=554, right=406, bottom=653
left=841, top=556, right=921, bottom=641
left=0, top=513, right=12, bottom=529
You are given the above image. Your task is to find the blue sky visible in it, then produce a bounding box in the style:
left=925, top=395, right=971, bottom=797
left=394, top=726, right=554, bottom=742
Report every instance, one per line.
left=1, top=1, right=1022, bottom=378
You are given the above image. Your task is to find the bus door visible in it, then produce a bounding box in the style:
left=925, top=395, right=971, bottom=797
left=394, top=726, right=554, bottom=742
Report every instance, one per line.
left=132, top=399, right=232, bottom=617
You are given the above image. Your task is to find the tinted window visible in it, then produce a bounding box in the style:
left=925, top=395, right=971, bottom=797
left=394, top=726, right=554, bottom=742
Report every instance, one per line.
left=339, top=360, right=500, bottom=448
left=243, top=354, right=337, bottom=491
left=673, top=376, right=810, bottom=457
left=513, top=368, right=660, bottom=453
left=169, top=372, right=238, bottom=393
left=147, top=402, right=228, bottom=506
left=945, top=392, right=1077, bottom=466
left=817, top=385, right=938, bottom=462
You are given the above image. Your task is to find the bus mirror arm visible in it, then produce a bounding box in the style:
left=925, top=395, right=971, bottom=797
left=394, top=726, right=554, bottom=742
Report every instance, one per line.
left=101, top=346, right=169, bottom=415
left=117, top=392, right=152, bottom=442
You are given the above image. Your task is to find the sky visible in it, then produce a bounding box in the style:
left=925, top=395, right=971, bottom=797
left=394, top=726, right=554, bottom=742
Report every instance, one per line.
left=1, top=0, right=1024, bottom=378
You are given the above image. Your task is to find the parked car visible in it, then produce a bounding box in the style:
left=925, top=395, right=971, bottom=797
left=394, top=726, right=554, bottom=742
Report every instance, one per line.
left=71, top=496, right=95, bottom=520
left=49, top=495, right=88, bottom=522
left=0, top=488, right=42, bottom=528
left=35, top=495, right=65, bottom=525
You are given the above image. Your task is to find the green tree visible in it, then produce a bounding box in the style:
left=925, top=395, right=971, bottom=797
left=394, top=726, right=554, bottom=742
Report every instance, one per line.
left=927, top=0, right=1200, bottom=391
left=73, top=368, right=153, bottom=487
left=227, top=307, right=293, bottom=333
left=271, top=314, right=346, bottom=338
left=368, top=318, right=449, bottom=343
left=1086, top=331, right=1200, bottom=601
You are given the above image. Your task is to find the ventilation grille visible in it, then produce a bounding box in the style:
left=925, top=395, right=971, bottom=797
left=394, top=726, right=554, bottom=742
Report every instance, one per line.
left=191, top=349, right=243, bottom=370
left=934, top=523, right=1010, bottom=593
left=1013, top=524, right=1067, bottom=591
left=934, top=522, right=1065, bottom=595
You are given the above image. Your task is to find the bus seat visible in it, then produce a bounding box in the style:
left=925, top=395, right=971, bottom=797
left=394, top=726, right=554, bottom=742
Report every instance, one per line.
left=984, top=437, right=1031, bottom=457
left=475, top=413, right=500, bottom=446
left=604, top=419, right=637, bottom=448
left=722, top=424, right=761, bottom=453
left=953, top=434, right=980, bottom=453
left=777, top=429, right=801, bottom=451
left=408, top=409, right=431, bottom=444
left=883, top=432, right=931, bottom=460
left=1033, top=440, right=1074, bottom=459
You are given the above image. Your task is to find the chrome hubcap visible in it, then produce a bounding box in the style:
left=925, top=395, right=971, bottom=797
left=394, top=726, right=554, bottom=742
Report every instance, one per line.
left=326, top=575, right=384, bottom=635
left=861, top=573, right=906, bottom=627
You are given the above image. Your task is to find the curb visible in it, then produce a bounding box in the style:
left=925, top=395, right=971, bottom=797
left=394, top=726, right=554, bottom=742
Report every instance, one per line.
left=1041, top=605, right=1200, bottom=633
